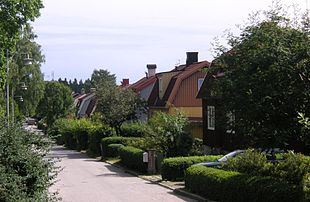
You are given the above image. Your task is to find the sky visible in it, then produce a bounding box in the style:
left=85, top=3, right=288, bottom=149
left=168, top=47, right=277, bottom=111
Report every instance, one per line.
left=32, top=0, right=308, bottom=84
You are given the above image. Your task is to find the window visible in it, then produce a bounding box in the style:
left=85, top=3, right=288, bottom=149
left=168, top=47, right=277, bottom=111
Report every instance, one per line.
left=159, top=78, right=163, bottom=92
left=207, top=106, right=215, bottom=130
left=198, top=78, right=204, bottom=91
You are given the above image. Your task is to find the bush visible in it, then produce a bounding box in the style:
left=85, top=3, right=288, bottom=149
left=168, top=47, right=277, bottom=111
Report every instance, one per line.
left=221, top=149, right=268, bottom=176
left=87, top=125, right=115, bottom=157
left=119, top=146, right=147, bottom=173
left=161, top=155, right=222, bottom=181
left=189, top=138, right=204, bottom=156
left=101, top=137, right=145, bottom=157
left=120, top=122, right=145, bottom=137
left=0, top=124, right=55, bottom=201
left=106, top=144, right=123, bottom=157
left=185, top=166, right=304, bottom=202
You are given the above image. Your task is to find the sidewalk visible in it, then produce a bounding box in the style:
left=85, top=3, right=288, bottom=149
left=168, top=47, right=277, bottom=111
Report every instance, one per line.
left=104, top=159, right=209, bottom=202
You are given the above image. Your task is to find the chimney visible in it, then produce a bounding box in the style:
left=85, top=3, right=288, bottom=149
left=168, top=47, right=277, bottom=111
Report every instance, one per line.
left=121, top=78, right=129, bottom=87
left=186, top=52, right=198, bottom=67
left=147, top=64, right=157, bottom=77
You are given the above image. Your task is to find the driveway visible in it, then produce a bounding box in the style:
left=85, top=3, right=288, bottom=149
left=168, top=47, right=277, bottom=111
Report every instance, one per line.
left=49, top=145, right=196, bottom=202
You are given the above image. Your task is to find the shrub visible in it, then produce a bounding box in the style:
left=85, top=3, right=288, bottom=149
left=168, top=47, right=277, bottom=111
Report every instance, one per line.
left=101, top=137, right=145, bottom=157
left=221, top=149, right=268, bottom=176
left=185, top=166, right=304, bottom=202
left=189, top=138, right=204, bottom=156
left=120, top=122, right=145, bottom=137
left=87, top=125, right=115, bottom=157
left=161, top=155, right=222, bottom=181
left=119, top=146, right=147, bottom=173
left=106, top=144, right=123, bottom=157
left=0, top=124, right=55, bottom=201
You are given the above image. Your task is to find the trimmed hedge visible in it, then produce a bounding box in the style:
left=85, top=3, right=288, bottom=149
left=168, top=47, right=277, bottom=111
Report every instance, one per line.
left=120, top=122, right=145, bottom=137
left=101, top=137, right=145, bottom=157
left=161, top=155, right=222, bottom=181
left=87, top=126, right=114, bottom=157
left=185, top=166, right=304, bottom=202
left=119, top=146, right=147, bottom=173
left=106, top=144, right=123, bottom=157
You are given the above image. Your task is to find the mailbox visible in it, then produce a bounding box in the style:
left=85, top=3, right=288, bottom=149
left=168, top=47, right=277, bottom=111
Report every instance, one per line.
left=143, top=152, right=148, bottom=162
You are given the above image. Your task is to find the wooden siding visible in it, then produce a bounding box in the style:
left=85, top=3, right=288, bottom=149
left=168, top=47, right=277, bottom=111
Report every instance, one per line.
left=173, top=71, right=206, bottom=107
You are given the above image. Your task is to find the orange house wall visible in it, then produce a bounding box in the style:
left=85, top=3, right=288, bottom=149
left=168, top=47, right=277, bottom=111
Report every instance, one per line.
left=173, top=71, right=206, bottom=107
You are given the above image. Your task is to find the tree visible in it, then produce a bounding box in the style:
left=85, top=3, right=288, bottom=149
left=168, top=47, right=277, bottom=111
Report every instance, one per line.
left=37, top=81, right=73, bottom=127
left=0, top=0, right=43, bottom=89
left=11, top=25, right=45, bottom=118
left=143, top=111, right=193, bottom=157
left=210, top=4, right=310, bottom=152
left=91, top=69, right=116, bottom=90
left=97, top=86, right=141, bottom=135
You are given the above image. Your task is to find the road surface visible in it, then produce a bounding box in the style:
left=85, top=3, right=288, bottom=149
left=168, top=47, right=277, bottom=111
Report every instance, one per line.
left=49, top=146, right=195, bottom=202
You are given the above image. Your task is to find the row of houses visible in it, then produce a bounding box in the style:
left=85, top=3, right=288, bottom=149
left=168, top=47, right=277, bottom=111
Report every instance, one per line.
left=73, top=52, right=227, bottom=149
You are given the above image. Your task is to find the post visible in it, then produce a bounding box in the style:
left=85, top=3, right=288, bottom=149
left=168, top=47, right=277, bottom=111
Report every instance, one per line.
left=11, top=88, right=14, bottom=126
left=147, top=149, right=156, bottom=174
left=6, top=49, right=9, bottom=128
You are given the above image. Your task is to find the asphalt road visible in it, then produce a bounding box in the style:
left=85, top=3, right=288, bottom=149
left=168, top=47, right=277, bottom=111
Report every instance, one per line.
left=49, top=146, right=195, bottom=202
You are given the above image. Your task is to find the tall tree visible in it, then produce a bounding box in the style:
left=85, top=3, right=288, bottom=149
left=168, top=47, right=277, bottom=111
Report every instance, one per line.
left=37, top=81, right=73, bottom=127
left=209, top=4, right=310, bottom=152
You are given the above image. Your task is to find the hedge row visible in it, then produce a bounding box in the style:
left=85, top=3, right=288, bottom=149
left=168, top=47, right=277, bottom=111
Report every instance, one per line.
left=106, top=144, right=123, bottom=157
left=185, top=166, right=304, bottom=202
left=101, top=137, right=145, bottom=157
left=161, top=155, right=222, bottom=181
left=120, top=122, right=145, bottom=137
left=119, top=146, right=147, bottom=173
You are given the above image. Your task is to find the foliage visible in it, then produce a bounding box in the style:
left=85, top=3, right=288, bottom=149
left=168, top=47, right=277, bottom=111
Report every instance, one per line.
left=209, top=3, right=310, bottom=151
left=185, top=166, right=304, bottom=202
left=36, top=81, right=73, bottom=127
left=298, top=113, right=310, bottom=147
left=0, top=0, right=43, bottom=89
left=189, top=138, right=205, bottom=156
left=11, top=25, right=45, bottom=119
left=120, top=122, right=145, bottom=137
left=97, top=86, right=143, bottom=135
left=101, top=136, right=145, bottom=157
left=87, top=124, right=115, bottom=157
left=161, top=155, right=222, bottom=181
left=0, top=124, right=56, bottom=202
left=143, top=111, right=193, bottom=157
left=118, top=145, right=147, bottom=173
left=106, top=144, right=123, bottom=157
left=221, top=149, right=268, bottom=176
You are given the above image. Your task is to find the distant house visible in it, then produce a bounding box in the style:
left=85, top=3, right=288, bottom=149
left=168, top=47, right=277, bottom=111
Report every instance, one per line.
left=76, top=92, right=97, bottom=118
left=197, top=71, right=240, bottom=150
left=148, top=52, right=210, bottom=138
left=128, top=64, right=158, bottom=121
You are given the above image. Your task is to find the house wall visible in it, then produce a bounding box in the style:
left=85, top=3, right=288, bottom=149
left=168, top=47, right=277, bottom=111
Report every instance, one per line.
left=158, top=72, right=179, bottom=99
left=168, top=106, right=202, bottom=118
left=173, top=71, right=206, bottom=107
left=140, top=83, right=155, bottom=100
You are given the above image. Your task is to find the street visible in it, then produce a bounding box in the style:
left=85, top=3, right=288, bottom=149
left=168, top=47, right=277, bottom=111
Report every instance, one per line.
left=49, top=146, right=195, bottom=202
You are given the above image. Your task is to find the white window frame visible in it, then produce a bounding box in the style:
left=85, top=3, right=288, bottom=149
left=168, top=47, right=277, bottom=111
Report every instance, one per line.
left=207, top=106, right=215, bottom=130
left=198, top=78, right=204, bottom=91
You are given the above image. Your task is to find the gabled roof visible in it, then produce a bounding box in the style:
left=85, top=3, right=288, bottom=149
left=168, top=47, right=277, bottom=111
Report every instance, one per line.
left=129, top=75, right=157, bottom=92
left=165, top=61, right=210, bottom=104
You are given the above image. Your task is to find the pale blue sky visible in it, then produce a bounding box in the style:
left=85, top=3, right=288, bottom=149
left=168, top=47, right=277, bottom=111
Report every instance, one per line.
left=32, top=0, right=307, bottom=84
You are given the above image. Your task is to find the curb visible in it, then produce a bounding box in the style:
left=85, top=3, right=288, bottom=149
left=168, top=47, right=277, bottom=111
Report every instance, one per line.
left=104, top=160, right=208, bottom=202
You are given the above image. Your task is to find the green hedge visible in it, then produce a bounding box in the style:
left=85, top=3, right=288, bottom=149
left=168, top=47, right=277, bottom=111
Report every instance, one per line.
left=120, top=122, right=145, bottom=137
left=101, top=137, right=145, bottom=157
left=185, top=166, right=304, bottom=202
left=87, top=126, right=114, bottom=157
left=106, top=144, right=123, bottom=157
left=161, top=155, right=222, bottom=181
left=119, top=146, right=147, bottom=173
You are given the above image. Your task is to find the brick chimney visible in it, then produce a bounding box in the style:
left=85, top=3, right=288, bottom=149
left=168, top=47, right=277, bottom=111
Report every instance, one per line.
left=121, top=79, right=129, bottom=87
left=146, top=64, right=156, bottom=77
left=186, top=52, right=198, bottom=67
